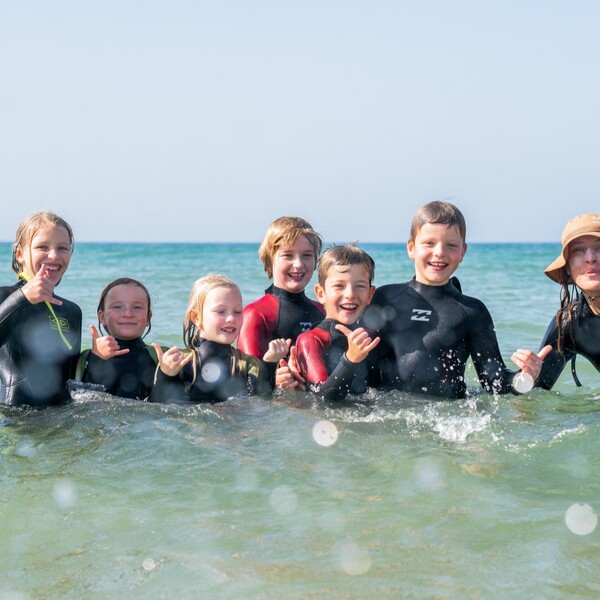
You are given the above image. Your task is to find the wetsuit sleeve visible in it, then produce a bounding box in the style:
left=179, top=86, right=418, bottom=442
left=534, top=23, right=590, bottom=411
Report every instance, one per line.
left=296, top=331, right=361, bottom=402
left=238, top=296, right=277, bottom=359
left=534, top=316, right=572, bottom=390
left=0, top=287, right=29, bottom=345
left=467, top=301, right=518, bottom=395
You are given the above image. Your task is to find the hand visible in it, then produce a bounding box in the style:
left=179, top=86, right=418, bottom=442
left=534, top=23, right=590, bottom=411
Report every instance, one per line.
left=152, top=343, right=194, bottom=377
left=335, top=324, right=380, bottom=364
left=263, top=338, right=292, bottom=363
left=275, top=346, right=306, bottom=391
left=511, top=345, right=553, bottom=381
left=20, top=265, right=62, bottom=306
left=90, top=324, right=129, bottom=359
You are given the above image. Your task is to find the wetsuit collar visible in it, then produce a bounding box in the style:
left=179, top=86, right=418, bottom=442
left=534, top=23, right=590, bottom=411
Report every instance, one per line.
left=267, top=284, right=310, bottom=303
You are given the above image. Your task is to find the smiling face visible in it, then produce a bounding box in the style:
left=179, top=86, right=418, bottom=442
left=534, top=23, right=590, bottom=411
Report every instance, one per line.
left=198, top=286, right=244, bottom=345
left=15, top=224, right=72, bottom=285
left=272, top=234, right=317, bottom=293
left=99, top=283, right=151, bottom=340
left=408, top=223, right=467, bottom=286
left=566, top=235, right=600, bottom=295
left=315, top=264, right=375, bottom=325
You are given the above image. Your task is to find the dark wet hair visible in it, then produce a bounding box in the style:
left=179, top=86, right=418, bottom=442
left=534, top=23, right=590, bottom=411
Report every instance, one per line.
left=410, top=201, right=467, bottom=242
left=97, top=277, right=152, bottom=338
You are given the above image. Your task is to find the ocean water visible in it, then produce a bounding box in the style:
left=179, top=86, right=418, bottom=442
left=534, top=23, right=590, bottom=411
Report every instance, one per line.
left=1, top=242, right=600, bottom=599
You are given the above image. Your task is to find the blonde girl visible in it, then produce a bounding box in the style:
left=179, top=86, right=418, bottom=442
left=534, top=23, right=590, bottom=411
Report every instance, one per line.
left=0, top=211, right=82, bottom=407
left=150, top=274, right=289, bottom=403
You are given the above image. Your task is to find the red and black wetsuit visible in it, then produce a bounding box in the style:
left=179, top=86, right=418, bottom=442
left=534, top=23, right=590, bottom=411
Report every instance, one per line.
left=149, top=337, right=271, bottom=404
left=78, top=337, right=158, bottom=400
left=363, top=278, right=518, bottom=399
left=536, top=296, right=600, bottom=389
left=296, top=318, right=379, bottom=401
left=238, top=284, right=324, bottom=363
left=0, top=281, right=82, bottom=407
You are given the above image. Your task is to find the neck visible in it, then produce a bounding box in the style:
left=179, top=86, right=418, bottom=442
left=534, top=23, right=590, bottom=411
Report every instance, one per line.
left=584, top=293, right=600, bottom=315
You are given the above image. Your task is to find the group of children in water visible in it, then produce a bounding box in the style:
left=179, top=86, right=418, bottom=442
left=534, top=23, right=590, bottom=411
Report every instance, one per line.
left=1, top=203, right=598, bottom=408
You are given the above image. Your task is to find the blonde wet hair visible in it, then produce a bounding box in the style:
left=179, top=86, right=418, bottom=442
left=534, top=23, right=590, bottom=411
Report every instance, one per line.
left=258, top=216, right=322, bottom=279
left=12, top=211, right=74, bottom=274
left=183, top=274, right=240, bottom=348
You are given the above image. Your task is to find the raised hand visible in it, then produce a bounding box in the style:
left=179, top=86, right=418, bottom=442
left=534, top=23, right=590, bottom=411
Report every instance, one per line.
left=152, top=343, right=194, bottom=377
left=263, top=338, right=292, bottom=363
left=335, top=324, right=380, bottom=364
left=275, top=346, right=306, bottom=391
left=21, top=265, right=62, bottom=306
left=90, top=324, right=129, bottom=359
left=511, top=345, right=553, bottom=381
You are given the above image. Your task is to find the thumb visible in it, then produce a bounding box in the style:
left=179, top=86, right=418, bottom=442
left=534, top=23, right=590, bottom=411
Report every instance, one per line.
left=335, top=323, right=352, bottom=338
left=537, top=345, right=553, bottom=360
left=151, top=342, right=164, bottom=361
left=278, top=359, right=288, bottom=368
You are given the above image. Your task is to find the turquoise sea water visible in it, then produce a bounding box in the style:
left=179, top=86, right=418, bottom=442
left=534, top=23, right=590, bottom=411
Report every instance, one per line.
left=1, top=242, right=600, bottom=599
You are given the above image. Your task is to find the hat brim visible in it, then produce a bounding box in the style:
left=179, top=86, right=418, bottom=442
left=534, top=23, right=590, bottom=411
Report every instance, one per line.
left=544, top=254, right=567, bottom=283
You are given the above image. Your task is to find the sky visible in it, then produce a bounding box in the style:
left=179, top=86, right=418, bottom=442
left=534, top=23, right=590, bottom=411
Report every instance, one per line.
left=1, top=0, right=599, bottom=244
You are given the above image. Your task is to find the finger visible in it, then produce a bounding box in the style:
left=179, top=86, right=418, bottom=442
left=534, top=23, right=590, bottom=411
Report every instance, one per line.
left=89, top=324, right=100, bottom=342
left=112, top=348, right=130, bottom=356
left=365, top=336, right=380, bottom=352
left=278, top=359, right=288, bottom=368
left=151, top=343, right=165, bottom=361
left=537, top=345, right=553, bottom=360
left=335, top=323, right=352, bottom=338
left=289, top=346, right=300, bottom=372
left=181, top=351, right=195, bottom=366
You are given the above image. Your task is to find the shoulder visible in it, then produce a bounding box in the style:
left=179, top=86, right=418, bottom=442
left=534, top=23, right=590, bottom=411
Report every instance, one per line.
left=243, top=293, right=278, bottom=315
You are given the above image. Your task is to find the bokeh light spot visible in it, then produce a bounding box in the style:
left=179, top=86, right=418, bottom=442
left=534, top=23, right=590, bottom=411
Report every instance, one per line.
left=53, top=480, right=77, bottom=509
left=269, top=485, right=298, bottom=515
left=565, top=503, right=597, bottom=535
left=312, top=420, right=338, bottom=447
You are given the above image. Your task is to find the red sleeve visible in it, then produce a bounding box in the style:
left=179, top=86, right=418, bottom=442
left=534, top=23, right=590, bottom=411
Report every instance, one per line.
left=238, top=294, right=279, bottom=359
left=296, top=329, right=330, bottom=385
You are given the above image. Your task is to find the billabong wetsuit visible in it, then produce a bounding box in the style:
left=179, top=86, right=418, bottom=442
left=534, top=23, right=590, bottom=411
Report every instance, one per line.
left=77, top=337, right=159, bottom=400
left=363, top=278, right=518, bottom=399
left=238, top=284, right=324, bottom=380
left=536, top=296, right=600, bottom=389
left=296, top=318, right=379, bottom=401
left=0, top=281, right=82, bottom=407
left=149, top=337, right=271, bottom=403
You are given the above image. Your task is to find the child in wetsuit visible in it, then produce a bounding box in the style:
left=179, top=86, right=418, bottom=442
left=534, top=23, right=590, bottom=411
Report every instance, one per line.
left=362, top=201, right=550, bottom=399
left=149, top=274, right=290, bottom=403
left=237, top=217, right=325, bottom=378
left=278, top=244, right=380, bottom=401
left=76, top=278, right=160, bottom=400
left=0, top=211, right=82, bottom=407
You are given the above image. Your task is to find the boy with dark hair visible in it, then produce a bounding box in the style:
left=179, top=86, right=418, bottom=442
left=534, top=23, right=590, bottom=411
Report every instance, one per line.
left=363, top=201, right=550, bottom=399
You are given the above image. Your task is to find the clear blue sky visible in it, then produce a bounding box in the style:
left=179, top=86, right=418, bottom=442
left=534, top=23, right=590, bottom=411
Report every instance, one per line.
left=1, top=1, right=598, bottom=243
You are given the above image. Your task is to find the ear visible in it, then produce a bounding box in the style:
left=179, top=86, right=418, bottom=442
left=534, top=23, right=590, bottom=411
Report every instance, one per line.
left=314, top=283, right=326, bottom=305
left=98, top=310, right=107, bottom=326
left=367, top=286, right=376, bottom=304
left=189, top=309, right=200, bottom=326
left=14, top=245, right=24, bottom=269
left=407, top=239, right=415, bottom=260
left=459, top=243, right=468, bottom=263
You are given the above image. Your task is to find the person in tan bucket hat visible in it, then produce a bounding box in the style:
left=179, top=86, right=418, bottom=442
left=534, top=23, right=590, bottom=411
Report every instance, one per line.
left=536, top=213, right=600, bottom=389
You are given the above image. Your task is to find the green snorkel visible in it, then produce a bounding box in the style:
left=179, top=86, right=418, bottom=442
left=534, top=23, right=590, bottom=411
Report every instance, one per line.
left=18, top=271, right=73, bottom=351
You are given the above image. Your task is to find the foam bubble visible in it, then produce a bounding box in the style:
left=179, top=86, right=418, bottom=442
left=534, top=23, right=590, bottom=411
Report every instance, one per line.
left=336, top=540, right=372, bottom=575
left=565, top=503, right=597, bottom=535
left=312, top=420, right=339, bottom=447
left=269, top=485, right=298, bottom=515
left=513, top=372, right=534, bottom=394
left=53, top=480, right=77, bottom=509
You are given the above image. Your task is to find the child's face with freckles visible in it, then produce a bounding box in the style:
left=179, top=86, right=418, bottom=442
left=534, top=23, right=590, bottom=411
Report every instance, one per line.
left=272, top=235, right=316, bottom=293
left=408, top=223, right=467, bottom=286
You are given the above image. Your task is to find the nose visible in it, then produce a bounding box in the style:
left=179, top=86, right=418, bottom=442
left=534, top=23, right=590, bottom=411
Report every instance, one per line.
left=292, top=254, right=303, bottom=267
left=585, top=247, right=599, bottom=261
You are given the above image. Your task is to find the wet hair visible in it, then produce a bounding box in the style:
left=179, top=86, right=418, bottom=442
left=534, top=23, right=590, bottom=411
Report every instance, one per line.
left=317, top=243, right=375, bottom=287
left=11, top=211, right=74, bottom=274
left=409, top=201, right=467, bottom=242
left=183, top=274, right=241, bottom=348
left=258, top=216, right=323, bottom=279
left=97, top=277, right=153, bottom=338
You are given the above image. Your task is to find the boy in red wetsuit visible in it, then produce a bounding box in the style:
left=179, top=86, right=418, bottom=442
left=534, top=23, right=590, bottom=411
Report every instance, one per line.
left=237, top=216, right=325, bottom=380
left=278, top=244, right=380, bottom=401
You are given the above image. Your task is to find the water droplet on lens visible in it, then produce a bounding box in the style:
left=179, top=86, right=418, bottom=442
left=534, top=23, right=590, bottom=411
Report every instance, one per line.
left=312, top=420, right=338, bottom=447
left=53, top=480, right=77, bottom=508
left=269, top=485, right=298, bottom=515
left=565, top=503, right=597, bottom=535
left=142, top=558, right=156, bottom=571
left=513, top=372, right=534, bottom=393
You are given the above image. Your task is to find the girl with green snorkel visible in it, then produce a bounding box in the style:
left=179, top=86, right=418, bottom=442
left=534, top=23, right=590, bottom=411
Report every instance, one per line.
left=0, top=211, right=82, bottom=407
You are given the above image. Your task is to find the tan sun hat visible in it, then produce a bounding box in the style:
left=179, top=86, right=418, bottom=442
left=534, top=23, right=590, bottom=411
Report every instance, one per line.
left=545, top=213, right=600, bottom=283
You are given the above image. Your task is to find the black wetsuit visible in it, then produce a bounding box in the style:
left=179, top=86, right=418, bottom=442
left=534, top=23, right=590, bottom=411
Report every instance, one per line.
left=296, top=318, right=378, bottom=401
left=149, top=337, right=271, bottom=403
left=77, top=337, right=158, bottom=400
left=363, top=278, right=517, bottom=399
left=0, top=281, right=82, bottom=407
left=536, top=296, right=600, bottom=389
